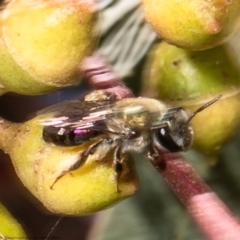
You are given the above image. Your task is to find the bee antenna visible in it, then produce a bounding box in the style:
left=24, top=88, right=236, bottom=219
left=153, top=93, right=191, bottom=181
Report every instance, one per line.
left=186, top=95, right=222, bottom=124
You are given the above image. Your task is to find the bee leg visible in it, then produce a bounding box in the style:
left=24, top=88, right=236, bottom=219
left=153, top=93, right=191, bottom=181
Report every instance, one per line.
left=112, top=147, right=124, bottom=193
left=146, top=147, right=161, bottom=166
left=50, top=140, right=104, bottom=189
left=84, top=90, right=118, bottom=102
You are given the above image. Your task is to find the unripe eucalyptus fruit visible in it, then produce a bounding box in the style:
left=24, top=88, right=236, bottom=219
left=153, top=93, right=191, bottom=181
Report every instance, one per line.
left=0, top=0, right=98, bottom=95
left=144, top=41, right=240, bottom=157
left=0, top=203, right=28, bottom=239
left=0, top=117, right=138, bottom=215
left=142, top=0, right=240, bottom=50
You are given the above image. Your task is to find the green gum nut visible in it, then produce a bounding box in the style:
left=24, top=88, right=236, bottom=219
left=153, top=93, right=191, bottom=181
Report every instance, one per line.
left=0, top=0, right=99, bottom=95
left=0, top=117, right=138, bottom=215
left=144, top=41, right=240, bottom=158
left=142, top=0, right=240, bottom=50
left=0, top=203, right=28, bottom=239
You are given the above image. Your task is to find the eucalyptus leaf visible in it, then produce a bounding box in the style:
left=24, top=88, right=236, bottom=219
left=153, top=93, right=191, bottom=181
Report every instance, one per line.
left=97, top=0, right=157, bottom=77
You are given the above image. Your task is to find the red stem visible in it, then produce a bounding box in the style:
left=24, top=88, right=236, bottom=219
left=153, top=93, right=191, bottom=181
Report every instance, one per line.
left=80, top=52, right=134, bottom=98
left=157, top=152, right=240, bottom=239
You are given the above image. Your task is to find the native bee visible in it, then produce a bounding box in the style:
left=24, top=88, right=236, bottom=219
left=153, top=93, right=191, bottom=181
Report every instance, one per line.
left=39, top=90, right=221, bottom=189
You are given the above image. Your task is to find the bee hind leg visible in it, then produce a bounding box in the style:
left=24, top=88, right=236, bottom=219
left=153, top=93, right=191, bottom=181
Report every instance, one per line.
left=50, top=140, right=104, bottom=189
left=112, top=146, right=124, bottom=193
left=84, top=90, right=118, bottom=102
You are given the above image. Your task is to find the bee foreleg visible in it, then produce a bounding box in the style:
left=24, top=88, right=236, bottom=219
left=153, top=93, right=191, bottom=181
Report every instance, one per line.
left=146, top=147, right=162, bottom=166
left=50, top=140, right=104, bottom=189
left=112, top=146, right=124, bottom=193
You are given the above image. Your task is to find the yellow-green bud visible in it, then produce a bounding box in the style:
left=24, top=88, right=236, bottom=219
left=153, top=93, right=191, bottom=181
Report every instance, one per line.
left=142, top=0, right=240, bottom=50
left=0, top=203, right=28, bottom=239
left=144, top=41, right=240, bottom=157
left=0, top=0, right=99, bottom=95
left=0, top=117, right=138, bottom=215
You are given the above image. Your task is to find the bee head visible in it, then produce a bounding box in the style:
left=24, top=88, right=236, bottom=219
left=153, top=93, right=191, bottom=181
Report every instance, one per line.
left=152, top=95, right=221, bottom=153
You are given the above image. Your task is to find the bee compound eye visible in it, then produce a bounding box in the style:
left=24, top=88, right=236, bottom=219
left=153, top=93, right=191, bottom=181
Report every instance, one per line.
left=153, top=126, right=183, bottom=152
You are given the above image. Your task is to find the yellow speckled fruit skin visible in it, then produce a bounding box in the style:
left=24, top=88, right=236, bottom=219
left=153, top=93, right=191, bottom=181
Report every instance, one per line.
left=144, top=41, right=240, bottom=155
left=9, top=117, right=138, bottom=215
left=147, top=42, right=240, bottom=100
left=142, top=0, right=240, bottom=50
left=0, top=0, right=98, bottom=95
left=187, top=95, right=240, bottom=154
left=0, top=203, right=28, bottom=239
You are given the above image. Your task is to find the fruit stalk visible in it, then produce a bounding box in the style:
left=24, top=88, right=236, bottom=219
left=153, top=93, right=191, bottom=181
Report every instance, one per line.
left=80, top=53, right=134, bottom=98
left=157, top=152, right=240, bottom=239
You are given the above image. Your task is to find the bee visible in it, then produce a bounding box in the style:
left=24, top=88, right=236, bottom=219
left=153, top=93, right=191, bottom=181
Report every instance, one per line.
left=40, top=90, right=221, bottom=190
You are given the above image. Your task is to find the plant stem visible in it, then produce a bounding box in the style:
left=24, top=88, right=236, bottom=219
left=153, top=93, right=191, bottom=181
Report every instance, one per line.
left=80, top=52, right=134, bottom=98
left=156, top=152, right=240, bottom=239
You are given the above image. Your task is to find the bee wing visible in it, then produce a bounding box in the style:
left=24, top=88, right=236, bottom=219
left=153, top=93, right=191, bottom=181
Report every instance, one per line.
left=38, top=100, right=126, bottom=135
left=37, top=100, right=87, bottom=116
